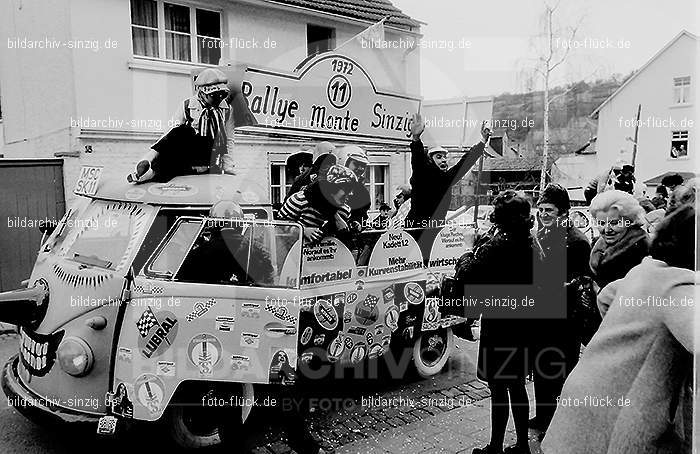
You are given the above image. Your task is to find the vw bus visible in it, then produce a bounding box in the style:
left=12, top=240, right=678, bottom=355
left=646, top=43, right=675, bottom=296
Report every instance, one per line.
left=0, top=170, right=472, bottom=449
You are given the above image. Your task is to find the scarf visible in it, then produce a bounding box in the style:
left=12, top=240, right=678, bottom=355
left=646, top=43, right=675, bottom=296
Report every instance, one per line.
left=589, top=225, right=648, bottom=276
left=196, top=92, right=228, bottom=155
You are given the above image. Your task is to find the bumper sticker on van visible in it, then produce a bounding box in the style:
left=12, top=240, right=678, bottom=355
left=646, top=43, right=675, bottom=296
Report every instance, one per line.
left=19, top=328, right=64, bottom=377
left=134, top=374, right=165, bottom=415
left=231, top=355, right=250, bottom=371
left=215, top=316, right=236, bottom=332
left=186, top=298, right=217, bottom=322
left=241, top=303, right=261, bottom=318
left=156, top=361, right=176, bottom=377
left=117, top=347, right=132, bottom=363
left=110, top=382, right=134, bottom=418
left=187, top=334, right=222, bottom=377
left=240, top=332, right=260, bottom=349
left=136, top=309, right=179, bottom=358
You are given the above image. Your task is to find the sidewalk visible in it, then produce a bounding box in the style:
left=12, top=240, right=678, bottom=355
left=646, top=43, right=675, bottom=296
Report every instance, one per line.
left=335, top=381, right=543, bottom=454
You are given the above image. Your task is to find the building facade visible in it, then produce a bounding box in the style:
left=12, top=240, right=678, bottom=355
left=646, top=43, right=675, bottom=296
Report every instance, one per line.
left=591, top=31, right=698, bottom=185
left=1, top=0, right=422, bottom=209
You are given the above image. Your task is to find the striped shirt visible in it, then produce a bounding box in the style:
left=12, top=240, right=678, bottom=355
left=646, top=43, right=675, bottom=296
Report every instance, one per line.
left=279, top=191, right=351, bottom=228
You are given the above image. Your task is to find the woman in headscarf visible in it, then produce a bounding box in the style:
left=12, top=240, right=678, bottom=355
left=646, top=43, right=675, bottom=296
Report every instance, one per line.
left=542, top=204, right=696, bottom=454
left=588, top=190, right=650, bottom=290
left=460, top=191, right=541, bottom=454
left=128, top=67, right=255, bottom=182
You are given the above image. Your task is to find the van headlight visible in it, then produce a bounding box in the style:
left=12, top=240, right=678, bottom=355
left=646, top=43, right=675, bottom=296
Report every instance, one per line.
left=57, top=337, right=94, bottom=377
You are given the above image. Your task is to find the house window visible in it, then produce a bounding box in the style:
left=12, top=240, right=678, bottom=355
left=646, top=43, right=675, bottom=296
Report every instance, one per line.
left=270, top=164, right=296, bottom=208
left=164, top=3, right=191, bottom=61
left=130, top=0, right=221, bottom=64
left=364, top=165, right=389, bottom=210
left=131, top=0, right=159, bottom=57
left=673, top=76, right=691, bottom=104
left=196, top=9, right=222, bottom=64
left=670, top=131, right=689, bottom=159
left=307, top=24, right=335, bottom=57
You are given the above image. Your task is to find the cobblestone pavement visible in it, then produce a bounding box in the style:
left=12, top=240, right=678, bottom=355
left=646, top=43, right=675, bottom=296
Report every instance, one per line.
left=334, top=382, right=544, bottom=454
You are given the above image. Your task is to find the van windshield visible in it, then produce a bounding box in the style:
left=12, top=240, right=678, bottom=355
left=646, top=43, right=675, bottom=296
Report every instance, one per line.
left=58, top=201, right=154, bottom=271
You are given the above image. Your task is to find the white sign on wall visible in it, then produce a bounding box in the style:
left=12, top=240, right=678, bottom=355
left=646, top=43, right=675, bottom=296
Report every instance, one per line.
left=234, top=54, right=421, bottom=142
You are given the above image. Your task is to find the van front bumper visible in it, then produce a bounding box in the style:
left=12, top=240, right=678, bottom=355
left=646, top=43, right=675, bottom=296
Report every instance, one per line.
left=2, top=355, right=102, bottom=426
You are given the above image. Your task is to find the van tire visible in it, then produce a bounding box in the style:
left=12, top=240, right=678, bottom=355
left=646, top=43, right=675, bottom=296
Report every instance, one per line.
left=412, top=328, right=453, bottom=378
left=166, top=387, right=221, bottom=449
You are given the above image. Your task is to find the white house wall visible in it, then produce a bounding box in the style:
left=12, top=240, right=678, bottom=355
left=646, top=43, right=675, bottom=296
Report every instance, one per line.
left=595, top=33, right=697, bottom=183
left=2, top=0, right=421, bottom=206
left=0, top=0, right=75, bottom=157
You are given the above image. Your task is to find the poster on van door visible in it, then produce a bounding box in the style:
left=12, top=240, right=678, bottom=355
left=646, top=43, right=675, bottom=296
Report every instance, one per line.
left=230, top=54, right=421, bottom=142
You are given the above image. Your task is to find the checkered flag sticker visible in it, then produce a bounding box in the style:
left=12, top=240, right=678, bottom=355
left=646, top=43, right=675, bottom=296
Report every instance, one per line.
left=97, top=415, right=117, bottom=435
left=136, top=307, right=158, bottom=337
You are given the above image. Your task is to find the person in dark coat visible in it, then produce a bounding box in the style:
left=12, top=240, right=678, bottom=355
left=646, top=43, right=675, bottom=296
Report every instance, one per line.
left=405, top=113, right=490, bottom=261
left=588, top=190, right=650, bottom=290
left=458, top=191, right=541, bottom=454
left=530, top=184, right=592, bottom=433
left=406, top=114, right=490, bottom=226
left=177, top=201, right=275, bottom=286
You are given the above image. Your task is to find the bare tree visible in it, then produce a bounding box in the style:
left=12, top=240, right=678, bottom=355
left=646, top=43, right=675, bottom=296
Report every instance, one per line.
left=527, top=1, right=583, bottom=193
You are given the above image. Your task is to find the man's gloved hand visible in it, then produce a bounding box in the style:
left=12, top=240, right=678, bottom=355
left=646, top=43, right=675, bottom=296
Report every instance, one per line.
left=480, top=121, right=492, bottom=144
left=410, top=113, right=425, bottom=141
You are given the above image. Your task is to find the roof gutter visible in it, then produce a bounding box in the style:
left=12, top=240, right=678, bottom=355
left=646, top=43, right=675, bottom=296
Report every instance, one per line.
left=233, top=0, right=423, bottom=37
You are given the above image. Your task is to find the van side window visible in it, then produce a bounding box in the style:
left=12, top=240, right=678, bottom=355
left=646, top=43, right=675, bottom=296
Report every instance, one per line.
left=132, top=208, right=208, bottom=274
left=145, top=219, right=202, bottom=279
left=176, top=220, right=300, bottom=288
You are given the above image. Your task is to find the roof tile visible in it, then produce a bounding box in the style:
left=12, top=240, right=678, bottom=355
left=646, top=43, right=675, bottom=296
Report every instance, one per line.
left=265, top=0, right=421, bottom=29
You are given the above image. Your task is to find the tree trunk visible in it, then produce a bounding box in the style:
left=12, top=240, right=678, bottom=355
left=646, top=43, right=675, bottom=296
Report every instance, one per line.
left=540, top=73, right=550, bottom=193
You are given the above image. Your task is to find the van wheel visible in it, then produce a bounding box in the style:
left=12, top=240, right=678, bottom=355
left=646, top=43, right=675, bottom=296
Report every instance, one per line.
left=166, top=388, right=221, bottom=449
left=412, top=328, right=453, bottom=378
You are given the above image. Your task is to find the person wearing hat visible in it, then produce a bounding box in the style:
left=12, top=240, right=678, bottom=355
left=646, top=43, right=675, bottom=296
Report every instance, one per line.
left=285, top=142, right=337, bottom=201
left=279, top=164, right=355, bottom=244
left=530, top=184, right=593, bottom=434
left=286, top=150, right=314, bottom=181
left=406, top=113, right=491, bottom=226
left=128, top=68, right=254, bottom=183
left=336, top=145, right=372, bottom=225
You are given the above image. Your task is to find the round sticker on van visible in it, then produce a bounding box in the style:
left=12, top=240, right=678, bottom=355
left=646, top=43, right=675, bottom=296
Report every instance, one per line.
left=134, top=374, right=165, bottom=415
left=404, top=283, right=424, bottom=305
left=125, top=188, right=146, bottom=200
left=314, top=299, right=338, bottom=331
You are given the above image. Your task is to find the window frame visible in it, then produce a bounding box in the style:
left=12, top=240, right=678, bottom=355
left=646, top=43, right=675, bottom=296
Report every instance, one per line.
left=672, top=76, right=691, bottom=105
left=143, top=216, right=204, bottom=280
left=270, top=163, right=295, bottom=207
left=670, top=130, right=690, bottom=160
left=306, top=24, right=336, bottom=57
left=365, top=163, right=390, bottom=211
left=130, top=0, right=223, bottom=65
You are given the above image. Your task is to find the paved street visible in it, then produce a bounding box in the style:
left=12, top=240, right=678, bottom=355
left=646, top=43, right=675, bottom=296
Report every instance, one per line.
left=0, top=331, right=540, bottom=454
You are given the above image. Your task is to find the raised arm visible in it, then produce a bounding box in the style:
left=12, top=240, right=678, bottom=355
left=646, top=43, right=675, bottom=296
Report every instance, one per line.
left=446, top=121, right=491, bottom=181
left=409, top=113, right=429, bottom=173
